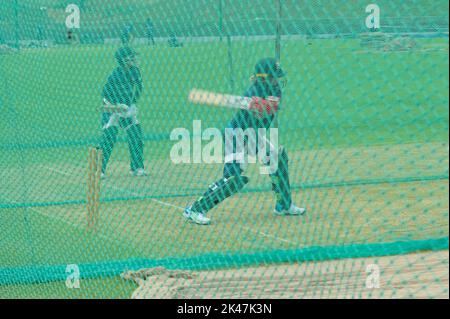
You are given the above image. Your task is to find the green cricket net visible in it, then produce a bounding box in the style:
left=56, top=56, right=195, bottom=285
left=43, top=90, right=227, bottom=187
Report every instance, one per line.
left=0, top=0, right=448, bottom=299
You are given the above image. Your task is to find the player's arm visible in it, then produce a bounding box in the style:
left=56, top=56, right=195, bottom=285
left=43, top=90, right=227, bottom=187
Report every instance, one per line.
left=100, top=71, right=130, bottom=113
left=130, top=67, right=143, bottom=104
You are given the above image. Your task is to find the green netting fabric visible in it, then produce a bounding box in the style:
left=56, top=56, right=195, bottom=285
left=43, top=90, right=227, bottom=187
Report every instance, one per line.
left=0, top=0, right=448, bottom=298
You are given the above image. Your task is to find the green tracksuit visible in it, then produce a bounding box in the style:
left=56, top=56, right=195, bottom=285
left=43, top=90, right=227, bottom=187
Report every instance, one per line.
left=99, top=65, right=144, bottom=174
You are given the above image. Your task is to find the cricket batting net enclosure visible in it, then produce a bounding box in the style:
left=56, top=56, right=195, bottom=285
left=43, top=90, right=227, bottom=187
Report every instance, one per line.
left=0, top=0, right=449, bottom=298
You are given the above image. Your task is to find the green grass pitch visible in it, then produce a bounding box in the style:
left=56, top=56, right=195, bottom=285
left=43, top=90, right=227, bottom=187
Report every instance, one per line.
left=0, top=37, right=448, bottom=298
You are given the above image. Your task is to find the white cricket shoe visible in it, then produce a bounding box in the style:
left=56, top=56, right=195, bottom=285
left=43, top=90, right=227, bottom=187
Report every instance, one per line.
left=131, top=168, right=148, bottom=177
left=183, top=206, right=211, bottom=225
left=274, top=203, right=307, bottom=216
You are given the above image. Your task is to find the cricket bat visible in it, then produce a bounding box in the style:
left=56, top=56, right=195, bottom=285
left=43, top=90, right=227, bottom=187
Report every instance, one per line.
left=188, top=89, right=252, bottom=110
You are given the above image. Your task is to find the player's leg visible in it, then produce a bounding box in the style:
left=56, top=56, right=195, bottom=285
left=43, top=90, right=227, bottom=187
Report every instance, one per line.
left=192, top=165, right=248, bottom=212
left=122, top=117, right=147, bottom=177
left=185, top=136, right=249, bottom=224
left=184, top=142, right=250, bottom=225
left=185, top=114, right=253, bottom=225
left=267, top=146, right=306, bottom=216
left=126, top=124, right=145, bottom=174
left=98, top=114, right=119, bottom=177
left=184, top=168, right=249, bottom=225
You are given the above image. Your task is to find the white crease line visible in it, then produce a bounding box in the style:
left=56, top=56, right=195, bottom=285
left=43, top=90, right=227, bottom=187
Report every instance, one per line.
left=148, top=197, right=184, bottom=210
left=41, top=164, right=180, bottom=209
left=108, top=187, right=294, bottom=245
left=131, top=195, right=293, bottom=244
left=41, top=165, right=293, bottom=245
left=41, top=165, right=73, bottom=177
left=241, top=226, right=293, bottom=244
left=9, top=200, right=116, bottom=246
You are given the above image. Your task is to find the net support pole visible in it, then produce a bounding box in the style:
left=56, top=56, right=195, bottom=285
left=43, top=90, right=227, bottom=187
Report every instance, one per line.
left=226, top=33, right=235, bottom=92
left=13, top=0, right=20, bottom=50
left=219, top=0, right=223, bottom=42
left=275, top=0, right=282, bottom=61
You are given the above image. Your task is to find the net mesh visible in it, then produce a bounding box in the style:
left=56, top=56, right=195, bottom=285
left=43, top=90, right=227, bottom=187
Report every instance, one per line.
left=0, top=0, right=448, bottom=299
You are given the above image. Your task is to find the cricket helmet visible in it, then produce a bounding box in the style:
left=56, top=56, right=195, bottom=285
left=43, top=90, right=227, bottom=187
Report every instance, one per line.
left=254, top=57, right=286, bottom=79
left=115, top=46, right=137, bottom=66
